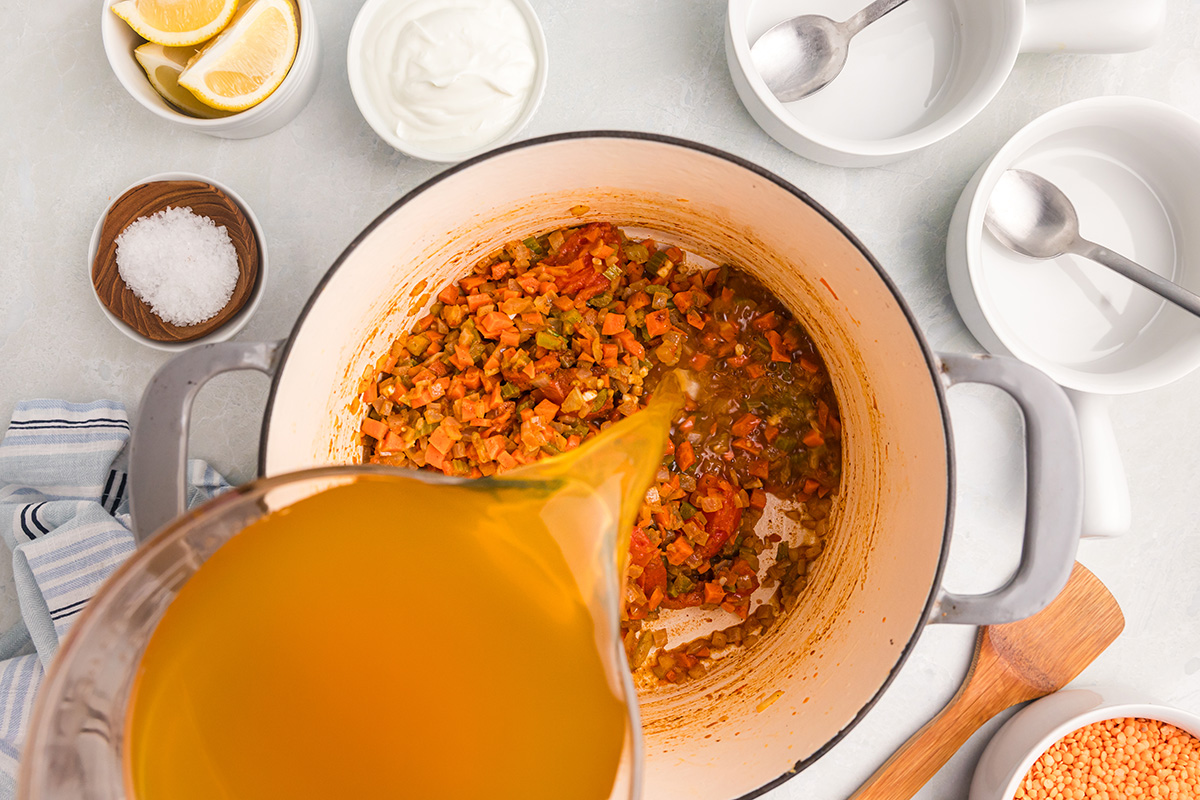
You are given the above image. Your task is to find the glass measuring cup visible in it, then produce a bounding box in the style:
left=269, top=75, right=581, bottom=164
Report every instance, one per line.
left=18, top=377, right=684, bottom=799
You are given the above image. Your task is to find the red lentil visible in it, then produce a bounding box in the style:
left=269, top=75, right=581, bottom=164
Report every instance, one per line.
left=1016, top=717, right=1200, bottom=800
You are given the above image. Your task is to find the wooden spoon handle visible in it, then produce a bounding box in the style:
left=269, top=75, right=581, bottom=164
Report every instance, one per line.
left=847, top=642, right=1022, bottom=800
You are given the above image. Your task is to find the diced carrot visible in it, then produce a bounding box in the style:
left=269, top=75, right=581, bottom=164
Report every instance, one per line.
left=477, top=311, right=515, bottom=338
left=726, top=354, right=749, bottom=368
left=534, top=399, right=559, bottom=422
left=665, top=246, right=683, bottom=262
left=686, top=310, right=705, bottom=330
left=627, top=291, right=651, bottom=311
left=730, top=413, right=760, bottom=438
left=676, top=440, right=696, bottom=472
left=414, top=314, right=436, bottom=332
left=799, top=357, right=819, bottom=373
left=499, top=330, right=521, bottom=348
left=745, top=362, right=766, bottom=379
left=614, top=330, right=645, bottom=359
left=427, top=426, right=454, bottom=455
left=764, top=330, right=792, bottom=362
left=704, top=581, right=725, bottom=604
left=424, top=444, right=446, bottom=470
left=751, top=311, right=777, bottom=330
left=749, top=489, right=767, bottom=510
left=361, top=417, right=389, bottom=441
left=644, top=309, right=671, bottom=337
left=601, top=312, right=626, bottom=335
left=466, top=293, right=493, bottom=312
left=732, top=438, right=762, bottom=455
left=591, top=243, right=615, bottom=259
left=673, top=291, right=693, bottom=312
left=378, top=430, right=404, bottom=453
left=802, top=429, right=825, bottom=448
left=665, top=536, right=694, bottom=566
left=437, top=285, right=460, bottom=305
left=363, top=379, right=379, bottom=405
left=749, top=458, right=770, bottom=480
left=763, top=425, right=779, bottom=444
left=688, top=351, right=712, bottom=371
left=600, top=343, right=619, bottom=367
left=803, top=478, right=821, bottom=496
left=553, top=295, right=575, bottom=311
left=648, top=586, right=664, bottom=611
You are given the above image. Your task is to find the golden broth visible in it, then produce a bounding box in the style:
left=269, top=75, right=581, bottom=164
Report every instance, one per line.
left=124, top=378, right=682, bottom=800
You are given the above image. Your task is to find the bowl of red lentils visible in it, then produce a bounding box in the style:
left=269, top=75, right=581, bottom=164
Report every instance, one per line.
left=971, top=688, right=1200, bottom=800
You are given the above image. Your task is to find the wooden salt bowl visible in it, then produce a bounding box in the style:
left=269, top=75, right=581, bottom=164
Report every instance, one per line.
left=91, top=180, right=260, bottom=343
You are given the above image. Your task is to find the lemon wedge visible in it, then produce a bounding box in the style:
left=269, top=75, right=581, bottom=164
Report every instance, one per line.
left=134, top=43, right=234, bottom=118
left=177, top=0, right=299, bottom=112
left=111, top=0, right=239, bottom=48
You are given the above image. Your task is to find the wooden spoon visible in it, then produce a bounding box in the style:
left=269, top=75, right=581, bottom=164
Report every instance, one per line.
left=850, top=562, right=1124, bottom=800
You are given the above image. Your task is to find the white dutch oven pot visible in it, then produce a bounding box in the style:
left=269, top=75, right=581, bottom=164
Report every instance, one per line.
left=27, top=134, right=1083, bottom=800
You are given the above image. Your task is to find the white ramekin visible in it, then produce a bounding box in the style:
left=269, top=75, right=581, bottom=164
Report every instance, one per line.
left=100, top=0, right=321, bottom=139
left=346, top=0, right=548, bottom=163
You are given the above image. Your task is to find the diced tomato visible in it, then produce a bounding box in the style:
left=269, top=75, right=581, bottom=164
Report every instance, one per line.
left=697, top=488, right=742, bottom=559
left=614, top=329, right=645, bottom=359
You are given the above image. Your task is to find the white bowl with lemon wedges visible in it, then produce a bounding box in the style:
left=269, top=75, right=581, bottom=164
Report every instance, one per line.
left=101, top=0, right=320, bottom=138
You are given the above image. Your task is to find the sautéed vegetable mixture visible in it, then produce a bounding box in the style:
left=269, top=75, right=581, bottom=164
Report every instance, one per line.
left=357, top=222, right=842, bottom=684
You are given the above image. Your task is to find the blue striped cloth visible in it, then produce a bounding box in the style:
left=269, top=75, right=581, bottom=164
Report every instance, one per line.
left=0, top=400, right=228, bottom=796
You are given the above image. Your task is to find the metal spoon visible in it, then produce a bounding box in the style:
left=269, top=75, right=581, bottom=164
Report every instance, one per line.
left=750, top=0, right=914, bottom=102
left=985, top=168, right=1200, bottom=318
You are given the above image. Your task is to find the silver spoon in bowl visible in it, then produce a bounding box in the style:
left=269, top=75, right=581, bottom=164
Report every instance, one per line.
left=985, top=168, right=1200, bottom=318
left=750, top=0, right=914, bottom=102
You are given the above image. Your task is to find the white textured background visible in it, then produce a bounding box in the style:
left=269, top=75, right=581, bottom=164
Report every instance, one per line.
left=2, top=1, right=1199, bottom=797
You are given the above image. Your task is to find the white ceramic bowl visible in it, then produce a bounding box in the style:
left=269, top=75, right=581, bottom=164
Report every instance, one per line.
left=346, top=0, right=548, bottom=162
left=87, top=172, right=269, bottom=352
left=100, top=0, right=321, bottom=139
left=946, top=96, right=1200, bottom=538
left=971, top=687, right=1200, bottom=799
left=725, top=0, right=1164, bottom=166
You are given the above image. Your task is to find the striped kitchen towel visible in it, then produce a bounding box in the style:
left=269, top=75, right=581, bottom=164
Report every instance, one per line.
left=0, top=400, right=228, bottom=796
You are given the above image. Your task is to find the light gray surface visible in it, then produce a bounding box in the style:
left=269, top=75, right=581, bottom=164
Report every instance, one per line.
left=2, top=1, right=1199, bottom=797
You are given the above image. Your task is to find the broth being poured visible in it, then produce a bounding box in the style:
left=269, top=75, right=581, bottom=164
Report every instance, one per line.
left=124, top=377, right=683, bottom=800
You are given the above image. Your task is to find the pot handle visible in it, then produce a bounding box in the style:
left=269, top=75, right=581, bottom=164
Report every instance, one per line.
left=928, top=352, right=1083, bottom=626
left=129, top=341, right=283, bottom=545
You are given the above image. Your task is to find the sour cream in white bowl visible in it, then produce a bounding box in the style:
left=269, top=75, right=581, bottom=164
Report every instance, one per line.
left=348, top=0, right=548, bottom=162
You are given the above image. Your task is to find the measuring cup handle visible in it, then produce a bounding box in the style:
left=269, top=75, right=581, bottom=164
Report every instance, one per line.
left=928, top=353, right=1083, bottom=626
left=1065, top=390, right=1131, bottom=539
left=129, top=341, right=283, bottom=545
left=1020, top=0, right=1164, bottom=54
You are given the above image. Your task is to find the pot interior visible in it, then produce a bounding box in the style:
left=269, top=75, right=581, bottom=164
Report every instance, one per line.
left=263, top=134, right=951, bottom=799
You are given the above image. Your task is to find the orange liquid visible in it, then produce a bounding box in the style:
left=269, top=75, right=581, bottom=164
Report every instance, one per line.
left=124, top=378, right=681, bottom=800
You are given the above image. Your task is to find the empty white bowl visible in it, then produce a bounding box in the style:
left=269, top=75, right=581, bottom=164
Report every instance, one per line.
left=946, top=96, right=1200, bottom=538
left=88, top=172, right=269, bottom=352
left=346, top=0, right=548, bottom=162
left=725, top=0, right=1164, bottom=166
left=971, top=687, right=1200, bottom=800
left=100, top=0, right=321, bottom=139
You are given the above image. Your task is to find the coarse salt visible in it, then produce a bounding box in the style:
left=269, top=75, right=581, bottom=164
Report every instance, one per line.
left=115, top=206, right=239, bottom=327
